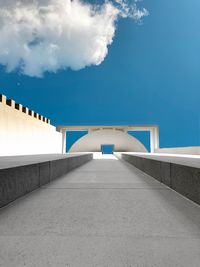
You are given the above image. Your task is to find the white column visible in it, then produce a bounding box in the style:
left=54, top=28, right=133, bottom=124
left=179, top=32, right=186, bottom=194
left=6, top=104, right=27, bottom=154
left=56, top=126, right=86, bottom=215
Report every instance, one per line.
left=150, top=127, right=159, bottom=153
left=61, top=129, right=66, bottom=154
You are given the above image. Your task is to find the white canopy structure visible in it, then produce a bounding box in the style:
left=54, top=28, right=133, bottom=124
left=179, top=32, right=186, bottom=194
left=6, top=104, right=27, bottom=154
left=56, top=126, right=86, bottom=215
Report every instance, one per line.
left=57, top=125, right=159, bottom=153
left=69, top=129, right=147, bottom=152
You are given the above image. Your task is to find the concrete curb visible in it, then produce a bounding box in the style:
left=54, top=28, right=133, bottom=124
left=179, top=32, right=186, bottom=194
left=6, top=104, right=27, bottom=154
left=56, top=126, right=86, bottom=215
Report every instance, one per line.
left=0, top=153, right=93, bottom=208
left=120, top=153, right=200, bottom=205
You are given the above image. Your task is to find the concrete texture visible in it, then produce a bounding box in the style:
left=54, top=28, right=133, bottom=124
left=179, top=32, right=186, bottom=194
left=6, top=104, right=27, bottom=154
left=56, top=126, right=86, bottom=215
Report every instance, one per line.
left=120, top=152, right=200, bottom=168
left=0, top=155, right=200, bottom=267
left=160, top=161, right=171, bottom=187
left=120, top=153, right=200, bottom=204
left=171, top=163, right=200, bottom=203
left=0, top=153, right=92, bottom=208
left=0, top=154, right=90, bottom=169
left=142, top=157, right=161, bottom=182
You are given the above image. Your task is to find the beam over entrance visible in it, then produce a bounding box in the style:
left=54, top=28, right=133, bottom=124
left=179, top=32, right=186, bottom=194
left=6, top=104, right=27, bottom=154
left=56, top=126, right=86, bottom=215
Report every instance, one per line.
left=57, top=125, right=159, bottom=154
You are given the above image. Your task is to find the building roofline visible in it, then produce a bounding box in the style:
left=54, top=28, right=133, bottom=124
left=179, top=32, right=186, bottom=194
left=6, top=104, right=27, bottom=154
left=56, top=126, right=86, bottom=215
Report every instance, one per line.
left=57, top=125, right=159, bottom=131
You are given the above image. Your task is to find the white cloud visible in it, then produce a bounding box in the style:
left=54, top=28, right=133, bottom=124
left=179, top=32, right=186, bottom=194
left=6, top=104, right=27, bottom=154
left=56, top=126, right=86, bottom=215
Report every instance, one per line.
left=114, top=0, right=148, bottom=19
left=0, top=0, right=148, bottom=77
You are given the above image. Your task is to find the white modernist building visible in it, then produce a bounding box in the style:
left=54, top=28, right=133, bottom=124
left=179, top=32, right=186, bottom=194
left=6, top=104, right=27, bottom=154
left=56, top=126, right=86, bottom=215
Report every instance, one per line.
left=57, top=125, right=159, bottom=154
left=0, top=93, right=159, bottom=155
left=0, top=94, right=62, bottom=156
left=2, top=93, right=200, bottom=156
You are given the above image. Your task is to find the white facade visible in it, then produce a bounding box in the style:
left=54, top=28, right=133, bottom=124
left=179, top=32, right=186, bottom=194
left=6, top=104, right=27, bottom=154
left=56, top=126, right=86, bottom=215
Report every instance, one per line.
left=0, top=95, right=62, bottom=156
left=155, top=147, right=200, bottom=155
left=58, top=125, right=159, bottom=153
left=69, top=129, right=147, bottom=152
left=0, top=94, right=161, bottom=156
left=2, top=93, right=200, bottom=157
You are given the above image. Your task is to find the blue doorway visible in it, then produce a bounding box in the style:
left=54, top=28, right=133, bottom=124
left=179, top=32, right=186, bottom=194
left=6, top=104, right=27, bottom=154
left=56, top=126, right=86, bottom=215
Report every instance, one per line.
left=101, top=144, right=114, bottom=154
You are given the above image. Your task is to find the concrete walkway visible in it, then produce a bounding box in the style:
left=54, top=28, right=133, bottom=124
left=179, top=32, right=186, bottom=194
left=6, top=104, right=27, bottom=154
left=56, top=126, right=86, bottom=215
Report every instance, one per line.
left=0, top=155, right=200, bottom=267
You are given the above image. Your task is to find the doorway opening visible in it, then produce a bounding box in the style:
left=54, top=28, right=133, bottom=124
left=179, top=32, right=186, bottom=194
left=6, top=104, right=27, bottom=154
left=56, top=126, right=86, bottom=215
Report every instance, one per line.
left=101, top=144, right=114, bottom=154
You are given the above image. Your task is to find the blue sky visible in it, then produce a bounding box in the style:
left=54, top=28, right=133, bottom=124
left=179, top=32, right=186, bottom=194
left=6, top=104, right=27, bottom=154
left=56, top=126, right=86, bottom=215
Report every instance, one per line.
left=0, top=0, right=200, bottom=151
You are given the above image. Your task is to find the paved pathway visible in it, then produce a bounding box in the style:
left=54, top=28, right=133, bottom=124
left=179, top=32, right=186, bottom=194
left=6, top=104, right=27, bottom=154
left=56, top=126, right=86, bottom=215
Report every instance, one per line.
left=0, top=155, right=200, bottom=267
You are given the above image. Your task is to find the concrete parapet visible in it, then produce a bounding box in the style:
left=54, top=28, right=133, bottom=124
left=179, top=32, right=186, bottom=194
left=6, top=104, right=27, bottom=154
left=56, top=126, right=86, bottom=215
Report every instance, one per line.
left=0, top=93, right=62, bottom=155
left=6, top=99, right=15, bottom=107
left=28, top=109, right=34, bottom=116
left=120, top=153, right=200, bottom=205
left=170, top=164, right=200, bottom=204
left=22, top=106, right=29, bottom=114
left=34, top=112, right=38, bottom=118
left=15, top=103, right=23, bottom=111
left=0, top=153, right=93, bottom=208
left=0, top=93, right=50, bottom=124
left=0, top=94, right=6, bottom=104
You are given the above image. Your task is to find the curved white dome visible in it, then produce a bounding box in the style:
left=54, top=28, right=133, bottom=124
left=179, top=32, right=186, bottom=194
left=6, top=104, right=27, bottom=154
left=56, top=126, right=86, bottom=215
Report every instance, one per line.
left=69, top=129, right=147, bottom=152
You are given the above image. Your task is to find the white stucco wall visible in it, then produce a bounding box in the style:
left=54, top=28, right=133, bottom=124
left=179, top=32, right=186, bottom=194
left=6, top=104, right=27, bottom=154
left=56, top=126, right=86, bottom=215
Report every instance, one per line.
left=155, top=147, right=200, bottom=155
left=0, top=95, right=62, bottom=156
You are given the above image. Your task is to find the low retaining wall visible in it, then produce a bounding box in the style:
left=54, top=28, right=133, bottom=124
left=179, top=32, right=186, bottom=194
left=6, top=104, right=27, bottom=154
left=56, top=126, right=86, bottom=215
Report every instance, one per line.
left=155, top=146, right=200, bottom=155
left=120, top=153, right=200, bottom=205
left=0, top=153, right=93, bottom=208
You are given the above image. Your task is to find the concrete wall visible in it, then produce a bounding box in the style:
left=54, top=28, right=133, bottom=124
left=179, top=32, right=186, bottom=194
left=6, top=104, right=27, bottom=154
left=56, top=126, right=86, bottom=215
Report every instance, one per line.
left=119, top=153, right=200, bottom=205
left=0, top=153, right=93, bottom=208
left=155, top=146, right=200, bottom=155
left=0, top=94, right=62, bottom=155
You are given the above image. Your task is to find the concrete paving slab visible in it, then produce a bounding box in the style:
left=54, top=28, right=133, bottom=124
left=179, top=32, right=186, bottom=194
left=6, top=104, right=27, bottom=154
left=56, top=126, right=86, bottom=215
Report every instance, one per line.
left=0, top=156, right=200, bottom=267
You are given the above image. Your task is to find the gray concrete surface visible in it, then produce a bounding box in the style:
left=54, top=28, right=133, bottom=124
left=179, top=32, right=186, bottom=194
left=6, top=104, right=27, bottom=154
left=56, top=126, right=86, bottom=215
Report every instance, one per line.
left=120, top=153, right=200, bottom=205
left=0, top=153, right=93, bottom=208
left=0, top=155, right=200, bottom=267
left=119, top=152, right=200, bottom=168
left=0, top=153, right=89, bottom=169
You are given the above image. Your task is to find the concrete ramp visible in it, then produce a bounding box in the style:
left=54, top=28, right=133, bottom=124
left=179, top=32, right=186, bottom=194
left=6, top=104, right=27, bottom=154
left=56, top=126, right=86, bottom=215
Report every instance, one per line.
left=0, top=155, right=200, bottom=266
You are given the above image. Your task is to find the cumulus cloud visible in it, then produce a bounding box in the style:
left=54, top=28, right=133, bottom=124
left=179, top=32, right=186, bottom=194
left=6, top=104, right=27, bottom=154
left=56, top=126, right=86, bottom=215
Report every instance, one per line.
left=0, top=0, right=148, bottom=77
